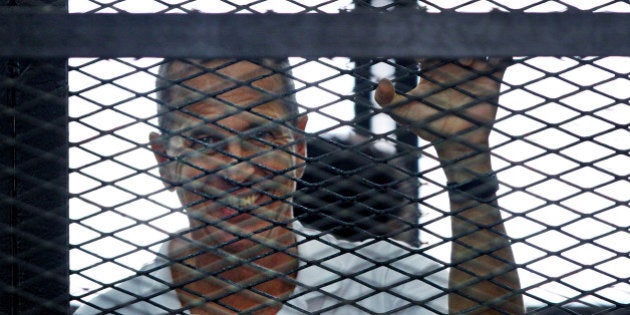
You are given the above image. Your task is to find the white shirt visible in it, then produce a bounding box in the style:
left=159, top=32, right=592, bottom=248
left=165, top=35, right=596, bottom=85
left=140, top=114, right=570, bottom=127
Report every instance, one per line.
left=75, top=222, right=448, bottom=314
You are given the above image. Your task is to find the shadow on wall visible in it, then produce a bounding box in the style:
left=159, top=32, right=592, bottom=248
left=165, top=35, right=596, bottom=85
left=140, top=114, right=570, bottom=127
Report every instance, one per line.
left=294, top=133, right=420, bottom=246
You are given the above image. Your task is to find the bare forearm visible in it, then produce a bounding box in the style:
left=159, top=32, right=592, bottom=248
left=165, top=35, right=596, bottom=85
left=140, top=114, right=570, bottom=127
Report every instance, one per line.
left=373, top=57, right=519, bottom=312
left=449, top=201, right=523, bottom=314
left=441, top=148, right=524, bottom=314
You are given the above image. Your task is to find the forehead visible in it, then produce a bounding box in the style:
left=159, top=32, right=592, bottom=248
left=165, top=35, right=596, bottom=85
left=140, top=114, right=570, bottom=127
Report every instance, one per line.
left=165, top=59, right=292, bottom=129
left=166, top=59, right=287, bottom=102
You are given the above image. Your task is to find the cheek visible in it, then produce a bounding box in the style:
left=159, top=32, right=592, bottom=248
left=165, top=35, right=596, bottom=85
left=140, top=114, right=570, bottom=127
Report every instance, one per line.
left=173, top=158, right=219, bottom=201
left=175, top=149, right=223, bottom=176
left=254, top=146, right=298, bottom=176
left=253, top=147, right=299, bottom=194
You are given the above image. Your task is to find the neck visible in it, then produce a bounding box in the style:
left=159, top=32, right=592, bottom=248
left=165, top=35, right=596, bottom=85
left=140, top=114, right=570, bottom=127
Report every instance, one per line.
left=170, top=225, right=298, bottom=314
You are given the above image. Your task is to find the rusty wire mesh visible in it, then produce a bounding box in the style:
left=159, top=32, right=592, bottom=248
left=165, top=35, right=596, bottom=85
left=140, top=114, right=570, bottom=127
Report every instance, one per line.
left=1, top=0, right=629, bottom=314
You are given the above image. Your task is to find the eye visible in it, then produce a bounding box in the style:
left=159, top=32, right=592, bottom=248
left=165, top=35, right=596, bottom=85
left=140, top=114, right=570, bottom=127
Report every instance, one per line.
left=245, top=130, right=276, bottom=147
left=191, top=135, right=220, bottom=150
left=253, top=130, right=275, bottom=140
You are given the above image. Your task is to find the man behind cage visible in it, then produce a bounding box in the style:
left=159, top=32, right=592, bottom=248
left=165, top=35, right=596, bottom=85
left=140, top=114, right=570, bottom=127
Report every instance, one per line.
left=75, top=58, right=524, bottom=314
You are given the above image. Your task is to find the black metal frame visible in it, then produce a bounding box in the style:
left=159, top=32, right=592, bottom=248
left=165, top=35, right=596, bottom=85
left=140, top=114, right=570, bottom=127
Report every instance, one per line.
left=1, top=10, right=630, bottom=58
left=1, top=3, right=629, bottom=314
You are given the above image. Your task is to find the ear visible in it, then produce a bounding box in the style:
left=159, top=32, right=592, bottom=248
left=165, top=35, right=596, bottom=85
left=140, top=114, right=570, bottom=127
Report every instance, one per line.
left=149, top=132, right=177, bottom=191
left=294, top=115, right=308, bottom=179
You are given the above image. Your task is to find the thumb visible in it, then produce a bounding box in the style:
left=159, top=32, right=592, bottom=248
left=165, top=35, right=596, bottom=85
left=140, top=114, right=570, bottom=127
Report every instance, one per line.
left=375, top=79, right=407, bottom=107
left=374, top=78, right=420, bottom=129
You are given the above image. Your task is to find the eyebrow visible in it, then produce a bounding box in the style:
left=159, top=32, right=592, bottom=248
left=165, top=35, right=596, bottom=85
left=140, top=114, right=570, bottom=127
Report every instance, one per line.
left=243, top=119, right=285, bottom=135
left=186, top=124, right=224, bottom=139
left=183, top=119, right=287, bottom=139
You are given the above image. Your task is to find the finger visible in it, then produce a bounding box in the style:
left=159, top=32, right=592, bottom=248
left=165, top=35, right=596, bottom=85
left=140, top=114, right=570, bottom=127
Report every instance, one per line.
left=374, top=78, right=406, bottom=106
left=468, top=57, right=511, bottom=74
left=487, top=57, right=513, bottom=80
left=488, top=56, right=513, bottom=67
left=456, top=57, right=510, bottom=84
left=459, top=58, right=475, bottom=67
left=419, top=58, right=453, bottom=72
left=374, top=79, right=420, bottom=128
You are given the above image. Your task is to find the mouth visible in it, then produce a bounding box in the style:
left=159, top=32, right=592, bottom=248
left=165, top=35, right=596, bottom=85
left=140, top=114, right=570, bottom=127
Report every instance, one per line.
left=187, top=187, right=294, bottom=247
left=185, top=183, right=289, bottom=232
left=197, top=192, right=269, bottom=241
left=221, top=194, right=259, bottom=211
left=208, top=189, right=272, bottom=222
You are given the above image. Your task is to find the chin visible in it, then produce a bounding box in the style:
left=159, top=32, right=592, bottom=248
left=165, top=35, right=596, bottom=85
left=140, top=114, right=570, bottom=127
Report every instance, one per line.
left=192, top=220, right=274, bottom=255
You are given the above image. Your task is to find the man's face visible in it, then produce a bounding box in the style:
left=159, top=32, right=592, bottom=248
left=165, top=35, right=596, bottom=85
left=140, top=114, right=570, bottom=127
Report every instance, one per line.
left=151, top=60, right=307, bottom=252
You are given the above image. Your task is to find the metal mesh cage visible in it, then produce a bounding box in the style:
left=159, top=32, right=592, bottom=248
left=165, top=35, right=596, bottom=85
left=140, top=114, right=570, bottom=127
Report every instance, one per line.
left=1, top=0, right=629, bottom=314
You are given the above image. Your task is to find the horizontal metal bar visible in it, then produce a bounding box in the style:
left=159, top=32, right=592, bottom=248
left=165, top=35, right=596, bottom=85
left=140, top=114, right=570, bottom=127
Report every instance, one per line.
left=1, top=10, right=629, bottom=58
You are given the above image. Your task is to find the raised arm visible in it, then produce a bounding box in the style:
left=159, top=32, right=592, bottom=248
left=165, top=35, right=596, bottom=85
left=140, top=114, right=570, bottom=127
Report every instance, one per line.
left=375, top=58, right=524, bottom=314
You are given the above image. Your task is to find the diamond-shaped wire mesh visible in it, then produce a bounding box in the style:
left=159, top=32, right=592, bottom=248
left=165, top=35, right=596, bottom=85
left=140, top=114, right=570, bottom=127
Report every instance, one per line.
left=66, top=0, right=630, bottom=13
left=1, top=0, right=629, bottom=314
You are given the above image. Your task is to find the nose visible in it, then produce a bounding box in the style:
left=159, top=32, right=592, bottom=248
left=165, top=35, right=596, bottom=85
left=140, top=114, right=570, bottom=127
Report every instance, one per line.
left=216, top=140, right=256, bottom=185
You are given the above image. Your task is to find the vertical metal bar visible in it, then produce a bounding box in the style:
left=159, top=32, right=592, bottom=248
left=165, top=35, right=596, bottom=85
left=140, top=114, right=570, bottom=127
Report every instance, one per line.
left=351, top=0, right=374, bottom=133
left=0, top=2, right=68, bottom=314
left=352, top=57, right=373, bottom=133
left=392, top=58, right=420, bottom=215
left=392, top=0, right=420, bottom=178
left=0, top=59, right=70, bottom=315
left=0, top=57, right=18, bottom=315
left=16, top=59, right=69, bottom=315
left=391, top=0, right=421, bottom=234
